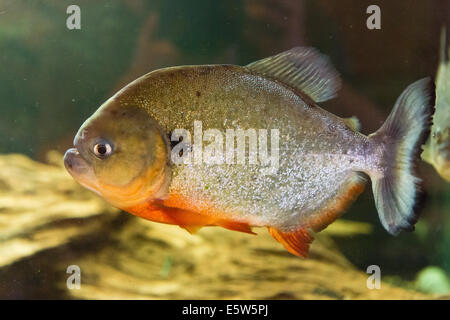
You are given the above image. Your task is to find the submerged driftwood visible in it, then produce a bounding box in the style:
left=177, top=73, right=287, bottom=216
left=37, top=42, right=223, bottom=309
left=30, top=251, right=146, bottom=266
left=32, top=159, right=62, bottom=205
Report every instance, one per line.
left=0, top=153, right=430, bottom=299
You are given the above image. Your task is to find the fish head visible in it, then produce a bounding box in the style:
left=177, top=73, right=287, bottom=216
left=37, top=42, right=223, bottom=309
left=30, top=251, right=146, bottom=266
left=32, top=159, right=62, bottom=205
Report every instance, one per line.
left=64, top=99, right=170, bottom=208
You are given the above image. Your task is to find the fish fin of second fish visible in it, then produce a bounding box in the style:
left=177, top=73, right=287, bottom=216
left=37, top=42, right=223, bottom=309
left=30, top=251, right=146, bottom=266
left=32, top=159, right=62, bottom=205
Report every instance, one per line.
left=342, top=116, right=361, bottom=132
left=246, top=47, right=341, bottom=102
left=267, top=227, right=314, bottom=258
left=368, top=78, right=434, bottom=235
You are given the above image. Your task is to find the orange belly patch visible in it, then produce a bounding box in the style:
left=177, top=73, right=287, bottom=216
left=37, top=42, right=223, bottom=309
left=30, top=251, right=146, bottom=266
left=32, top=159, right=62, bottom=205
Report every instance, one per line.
left=124, top=193, right=255, bottom=235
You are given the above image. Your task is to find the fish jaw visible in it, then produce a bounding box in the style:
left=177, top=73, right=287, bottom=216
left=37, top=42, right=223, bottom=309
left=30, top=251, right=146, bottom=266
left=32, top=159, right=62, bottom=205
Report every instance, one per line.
left=64, top=148, right=102, bottom=196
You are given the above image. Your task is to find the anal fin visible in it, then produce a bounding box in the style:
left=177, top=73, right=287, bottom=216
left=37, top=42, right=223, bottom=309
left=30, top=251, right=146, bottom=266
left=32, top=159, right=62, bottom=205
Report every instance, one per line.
left=267, top=227, right=314, bottom=258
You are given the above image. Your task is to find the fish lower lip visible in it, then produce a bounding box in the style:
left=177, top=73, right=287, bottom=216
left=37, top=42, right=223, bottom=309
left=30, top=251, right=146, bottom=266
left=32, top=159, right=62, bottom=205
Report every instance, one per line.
left=63, top=148, right=89, bottom=172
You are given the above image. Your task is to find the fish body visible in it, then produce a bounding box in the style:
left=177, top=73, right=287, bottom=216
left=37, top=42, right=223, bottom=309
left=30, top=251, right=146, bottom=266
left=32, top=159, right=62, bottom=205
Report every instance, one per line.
left=422, top=28, right=450, bottom=181
left=64, top=47, right=433, bottom=257
left=118, top=64, right=369, bottom=230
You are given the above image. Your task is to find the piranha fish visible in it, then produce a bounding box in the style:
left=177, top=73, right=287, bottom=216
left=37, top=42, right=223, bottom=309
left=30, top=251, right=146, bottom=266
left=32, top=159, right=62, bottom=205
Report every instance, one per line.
left=422, top=28, right=450, bottom=182
left=64, top=47, right=434, bottom=257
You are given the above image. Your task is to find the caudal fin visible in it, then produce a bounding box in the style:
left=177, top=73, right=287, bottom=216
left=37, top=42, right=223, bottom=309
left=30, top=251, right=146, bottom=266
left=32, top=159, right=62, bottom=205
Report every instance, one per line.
left=369, top=78, right=435, bottom=235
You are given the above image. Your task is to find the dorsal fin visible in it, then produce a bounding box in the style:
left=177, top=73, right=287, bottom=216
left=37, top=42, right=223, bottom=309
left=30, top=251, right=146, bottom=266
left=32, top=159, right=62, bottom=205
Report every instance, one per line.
left=246, top=47, right=341, bottom=102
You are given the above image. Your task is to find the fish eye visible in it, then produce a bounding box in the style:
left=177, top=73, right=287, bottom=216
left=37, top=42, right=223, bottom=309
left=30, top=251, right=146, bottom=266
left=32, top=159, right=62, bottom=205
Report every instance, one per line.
left=93, top=141, right=113, bottom=159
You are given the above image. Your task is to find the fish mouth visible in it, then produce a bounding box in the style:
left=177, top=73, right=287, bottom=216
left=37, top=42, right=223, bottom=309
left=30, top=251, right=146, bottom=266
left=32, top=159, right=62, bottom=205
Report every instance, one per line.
left=64, top=148, right=88, bottom=173
left=63, top=148, right=100, bottom=194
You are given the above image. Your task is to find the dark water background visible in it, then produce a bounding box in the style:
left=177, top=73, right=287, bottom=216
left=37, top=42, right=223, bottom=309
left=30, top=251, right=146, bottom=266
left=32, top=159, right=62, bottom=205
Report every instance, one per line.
left=0, top=0, right=448, bottom=294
